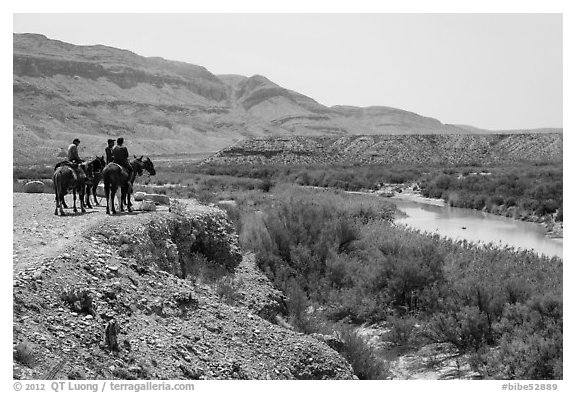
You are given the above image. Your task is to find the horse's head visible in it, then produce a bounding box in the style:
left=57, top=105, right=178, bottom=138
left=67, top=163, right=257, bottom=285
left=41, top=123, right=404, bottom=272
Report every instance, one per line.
left=87, top=156, right=104, bottom=175
left=134, top=155, right=156, bottom=176
left=143, top=156, right=156, bottom=176
left=80, top=161, right=93, bottom=181
left=96, top=156, right=105, bottom=172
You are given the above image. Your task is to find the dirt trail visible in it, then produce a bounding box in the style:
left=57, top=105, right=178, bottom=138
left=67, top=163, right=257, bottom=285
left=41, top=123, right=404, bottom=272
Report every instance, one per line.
left=12, top=193, right=162, bottom=272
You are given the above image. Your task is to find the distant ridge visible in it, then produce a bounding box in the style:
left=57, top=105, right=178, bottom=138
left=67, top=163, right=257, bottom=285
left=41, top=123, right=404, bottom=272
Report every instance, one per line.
left=13, top=33, right=561, bottom=164
left=203, top=134, right=563, bottom=167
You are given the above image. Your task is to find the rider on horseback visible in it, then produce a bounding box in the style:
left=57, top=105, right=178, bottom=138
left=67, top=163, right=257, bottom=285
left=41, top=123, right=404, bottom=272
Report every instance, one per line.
left=105, top=139, right=115, bottom=165
left=112, top=137, right=133, bottom=181
left=68, top=138, right=82, bottom=164
left=54, top=138, right=85, bottom=181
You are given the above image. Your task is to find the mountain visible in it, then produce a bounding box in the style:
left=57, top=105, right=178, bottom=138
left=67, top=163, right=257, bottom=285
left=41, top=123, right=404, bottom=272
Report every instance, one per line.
left=12, top=33, right=558, bottom=164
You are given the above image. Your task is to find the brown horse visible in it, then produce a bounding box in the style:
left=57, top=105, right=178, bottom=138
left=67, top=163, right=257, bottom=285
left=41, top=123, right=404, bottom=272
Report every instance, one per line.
left=84, top=156, right=105, bottom=208
left=101, top=156, right=156, bottom=215
left=53, top=163, right=87, bottom=216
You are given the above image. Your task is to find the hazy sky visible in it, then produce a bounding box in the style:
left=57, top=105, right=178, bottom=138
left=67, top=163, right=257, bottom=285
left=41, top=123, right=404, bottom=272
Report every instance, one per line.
left=13, top=13, right=562, bottom=130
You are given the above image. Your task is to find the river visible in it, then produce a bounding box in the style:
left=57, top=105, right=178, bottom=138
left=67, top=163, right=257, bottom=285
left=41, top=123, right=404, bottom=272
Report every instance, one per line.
left=392, top=198, right=563, bottom=259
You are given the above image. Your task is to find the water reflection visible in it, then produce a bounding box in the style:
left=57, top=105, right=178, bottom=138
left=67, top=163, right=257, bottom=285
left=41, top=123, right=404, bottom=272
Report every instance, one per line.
left=394, top=200, right=562, bottom=259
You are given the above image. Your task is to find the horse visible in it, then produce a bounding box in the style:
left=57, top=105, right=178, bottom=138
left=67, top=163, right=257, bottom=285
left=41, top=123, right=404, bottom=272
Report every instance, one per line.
left=84, top=156, right=105, bottom=208
left=101, top=156, right=156, bottom=215
left=52, top=162, right=88, bottom=216
left=56, top=157, right=104, bottom=210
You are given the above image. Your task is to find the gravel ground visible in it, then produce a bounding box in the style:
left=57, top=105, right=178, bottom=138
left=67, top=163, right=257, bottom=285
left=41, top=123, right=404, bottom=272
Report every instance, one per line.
left=12, top=193, right=354, bottom=380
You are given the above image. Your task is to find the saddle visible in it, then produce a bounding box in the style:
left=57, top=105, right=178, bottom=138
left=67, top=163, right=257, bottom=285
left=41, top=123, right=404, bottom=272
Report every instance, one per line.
left=110, top=162, right=130, bottom=177
left=55, top=160, right=83, bottom=182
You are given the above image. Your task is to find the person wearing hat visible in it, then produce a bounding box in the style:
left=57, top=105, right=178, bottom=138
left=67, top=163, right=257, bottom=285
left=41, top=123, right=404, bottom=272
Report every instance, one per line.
left=68, top=138, right=82, bottom=164
left=105, top=139, right=115, bottom=165
left=54, top=138, right=84, bottom=181
left=112, top=137, right=133, bottom=179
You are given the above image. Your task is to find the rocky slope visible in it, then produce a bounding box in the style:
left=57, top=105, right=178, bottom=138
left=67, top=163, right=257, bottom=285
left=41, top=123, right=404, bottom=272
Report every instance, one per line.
left=14, top=33, right=498, bottom=165
left=13, top=194, right=354, bottom=380
left=203, top=133, right=563, bottom=166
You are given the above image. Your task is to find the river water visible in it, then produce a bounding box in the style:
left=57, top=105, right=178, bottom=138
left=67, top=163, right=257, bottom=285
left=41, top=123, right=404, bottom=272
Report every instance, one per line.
left=393, top=199, right=563, bottom=259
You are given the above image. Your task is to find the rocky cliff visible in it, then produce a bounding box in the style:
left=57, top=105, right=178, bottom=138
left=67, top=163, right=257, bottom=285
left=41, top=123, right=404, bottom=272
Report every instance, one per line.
left=203, top=133, right=563, bottom=166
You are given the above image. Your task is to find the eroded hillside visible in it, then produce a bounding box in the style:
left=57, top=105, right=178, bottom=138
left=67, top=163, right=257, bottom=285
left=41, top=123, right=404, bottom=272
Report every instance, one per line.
left=203, top=133, right=563, bottom=166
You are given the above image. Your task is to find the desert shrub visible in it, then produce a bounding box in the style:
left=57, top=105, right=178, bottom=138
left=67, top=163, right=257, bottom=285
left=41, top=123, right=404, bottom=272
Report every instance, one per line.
left=259, top=178, right=274, bottom=193
left=239, top=212, right=273, bottom=251
left=182, top=252, right=220, bottom=282
left=325, top=254, right=356, bottom=290
left=285, top=279, right=313, bottom=333
left=370, top=242, right=445, bottom=313
left=213, top=276, right=244, bottom=306
left=426, top=306, right=491, bottom=351
left=13, top=165, right=54, bottom=180
left=555, top=206, right=563, bottom=222
left=60, top=287, right=96, bottom=316
left=535, top=199, right=560, bottom=216
left=337, top=329, right=390, bottom=380
left=419, top=163, right=562, bottom=219
left=482, top=295, right=563, bottom=379
left=218, top=202, right=242, bottom=234
left=385, top=315, right=417, bottom=347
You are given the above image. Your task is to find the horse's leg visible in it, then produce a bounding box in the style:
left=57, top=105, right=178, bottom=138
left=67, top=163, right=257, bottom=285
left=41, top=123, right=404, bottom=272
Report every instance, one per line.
left=93, top=182, right=100, bottom=206
left=105, top=182, right=111, bottom=215
left=55, top=178, right=66, bottom=216
left=110, top=186, right=117, bottom=215
left=62, top=196, right=68, bottom=209
left=127, top=184, right=132, bottom=213
left=80, top=186, right=86, bottom=213
left=54, top=180, right=60, bottom=215
left=119, top=185, right=125, bottom=212
left=84, top=184, right=92, bottom=209
left=58, top=191, right=66, bottom=216
left=73, top=189, right=78, bottom=213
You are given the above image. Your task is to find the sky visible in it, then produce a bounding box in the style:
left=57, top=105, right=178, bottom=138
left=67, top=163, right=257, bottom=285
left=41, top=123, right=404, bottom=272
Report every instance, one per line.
left=12, top=13, right=562, bottom=130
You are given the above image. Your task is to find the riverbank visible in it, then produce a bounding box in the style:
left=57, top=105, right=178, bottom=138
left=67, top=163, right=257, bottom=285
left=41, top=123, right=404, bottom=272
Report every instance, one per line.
left=372, top=183, right=563, bottom=239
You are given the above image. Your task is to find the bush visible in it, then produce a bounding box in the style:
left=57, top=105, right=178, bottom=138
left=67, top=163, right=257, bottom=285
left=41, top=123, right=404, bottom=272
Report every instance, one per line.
left=285, top=279, right=312, bottom=333
left=426, top=306, right=491, bottom=351
left=385, top=316, right=417, bottom=347
left=218, top=202, right=242, bottom=234
left=337, top=329, right=390, bottom=379
left=213, top=276, right=244, bottom=306
left=556, top=206, right=563, bottom=222
left=483, top=296, right=563, bottom=379
left=259, top=178, right=274, bottom=193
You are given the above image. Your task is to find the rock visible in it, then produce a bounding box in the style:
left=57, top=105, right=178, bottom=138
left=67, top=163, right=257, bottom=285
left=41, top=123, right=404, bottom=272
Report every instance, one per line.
left=104, top=320, right=120, bottom=351
left=24, top=181, right=45, bottom=193
left=134, top=192, right=146, bottom=201
left=141, top=201, right=157, bottom=211
left=144, top=194, right=170, bottom=205
left=310, top=333, right=345, bottom=352
left=68, top=369, right=86, bottom=380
